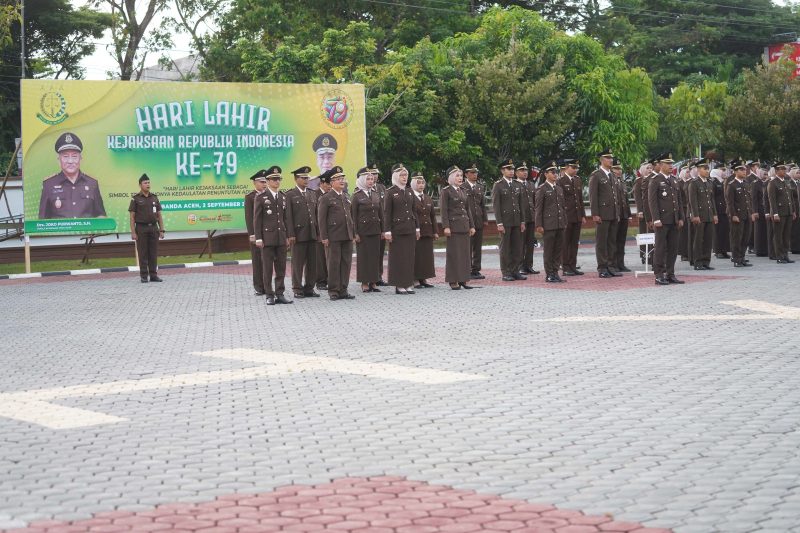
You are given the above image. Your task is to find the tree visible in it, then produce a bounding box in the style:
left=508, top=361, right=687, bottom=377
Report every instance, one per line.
left=201, top=0, right=477, bottom=82
left=89, top=0, right=171, bottom=80
left=720, top=55, right=800, bottom=161
left=26, top=0, right=112, bottom=79
left=658, top=80, right=729, bottom=159
left=0, top=1, right=20, bottom=47
left=475, top=0, right=602, bottom=32
left=453, top=48, right=577, bottom=164
left=589, top=0, right=800, bottom=95
left=164, top=0, right=230, bottom=62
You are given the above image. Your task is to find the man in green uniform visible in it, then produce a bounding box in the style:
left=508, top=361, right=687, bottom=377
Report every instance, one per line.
left=648, top=153, right=685, bottom=285
left=129, top=174, right=165, bottom=283
left=535, top=161, right=567, bottom=283
left=588, top=148, right=621, bottom=278
left=492, top=159, right=526, bottom=281
left=687, top=158, right=718, bottom=270
left=767, top=162, right=797, bottom=263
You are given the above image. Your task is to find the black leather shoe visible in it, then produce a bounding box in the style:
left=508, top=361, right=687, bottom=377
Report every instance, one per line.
left=704, top=266, right=715, bottom=270
left=294, top=293, right=306, bottom=299
left=414, top=284, right=425, bottom=289
left=421, top=282, right=434, bottom=288
left=275, top=295, right=293, bottom=304
left=316, top=283, right=328, bottom=291
left=459, top=282, right=474, bottom=289
left=514, top=273, right=528, bottom=280
left=369, top=287, right=381, bottom=293
left=618, top=266, right=631, bottom=273
left=555, top=275, right=566, bottom=283
left=470, top=272, right=485, bottom=280
left=149, top=276, right=163, bottom=282
left=668, top=276, right=685, bottom=284
left=562, top=270, right=576, bottom=276
left=140, top=278, right=148, bottom=283
left=254, top=291, right=265, bottom=296
left=572, top=269, right=584, bottom=276
left=329, top=294, right=340, bottom=301
left=340, top=293, right=356, bottom=300
left=406, top=289, right=415, bottom=294
left=655, top=276, right=670, bottom=285
left=304, top=291, right=321, bottom=297
left=266, top=296, right=276, bottom=305
left=450, top=283, right=461, bottom=290
left=501, top=275, right=515, bottom=281
left=395, top=288, right=408, bottom=294
left=545, top=275, right=558, bottom=282
left=777, top=259, right=789, bottom=264
left=376, top=279, right=389, bottom=286
left=599, top=271, right=613, bottom=278
left=694, top=265, right=704, bottom=270
left=609, top=270, right=623, bottom=277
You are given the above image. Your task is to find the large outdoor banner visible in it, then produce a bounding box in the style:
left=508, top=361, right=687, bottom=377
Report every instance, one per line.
left=21, top=80, right=366, bottom=234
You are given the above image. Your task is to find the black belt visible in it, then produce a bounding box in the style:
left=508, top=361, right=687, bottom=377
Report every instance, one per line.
left=136, top=222, right=156, bottom=226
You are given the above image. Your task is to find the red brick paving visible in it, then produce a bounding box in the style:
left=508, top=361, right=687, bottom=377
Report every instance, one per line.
left=2, top=477, right=672, bottom=533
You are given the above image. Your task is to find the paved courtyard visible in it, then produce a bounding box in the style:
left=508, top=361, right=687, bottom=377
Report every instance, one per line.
left=2, top=243, right=800, bottom=533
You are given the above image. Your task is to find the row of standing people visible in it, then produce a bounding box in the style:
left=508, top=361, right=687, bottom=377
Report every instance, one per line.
left=632, top=154, right=799, bottom=285
left=244, top=163, right=488, bottom=304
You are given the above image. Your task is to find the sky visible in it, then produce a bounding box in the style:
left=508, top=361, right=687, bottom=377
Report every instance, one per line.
left=75, top=0, right=200, bottom=80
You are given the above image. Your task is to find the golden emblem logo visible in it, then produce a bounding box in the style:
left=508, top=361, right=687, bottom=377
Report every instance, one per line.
left=37, top=91, right=69, bottom=125
left=187, top=214, right=198, bottom=225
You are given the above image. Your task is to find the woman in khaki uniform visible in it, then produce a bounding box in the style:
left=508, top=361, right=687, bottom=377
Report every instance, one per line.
left=384, top=163, right=420, bottom=294
left=440, top=166, right=476, bottom=290
left=352, top=167, right=383, bottom=292
left=411, top=172, right=438, bottom=288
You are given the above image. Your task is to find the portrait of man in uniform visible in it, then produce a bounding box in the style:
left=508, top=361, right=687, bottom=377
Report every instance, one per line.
left=38, top=132, right=106, bottom=219
left=307, top=133, right=339, bottom=191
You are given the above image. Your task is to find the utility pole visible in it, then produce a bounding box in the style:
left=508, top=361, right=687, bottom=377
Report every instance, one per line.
left=20, top=0, right=25, bottom=78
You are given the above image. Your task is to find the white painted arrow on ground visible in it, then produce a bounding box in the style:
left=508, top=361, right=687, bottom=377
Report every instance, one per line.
left=0, top=349, right=485, bottom=430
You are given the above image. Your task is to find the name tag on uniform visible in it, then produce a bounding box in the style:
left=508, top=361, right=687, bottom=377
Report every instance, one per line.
left=153, top=205, right=157, bottom=213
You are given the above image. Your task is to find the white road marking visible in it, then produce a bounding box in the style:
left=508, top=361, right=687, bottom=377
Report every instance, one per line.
left=0, top=351, right=485, bottom=429
left=533, top=300, right=800, bottom=323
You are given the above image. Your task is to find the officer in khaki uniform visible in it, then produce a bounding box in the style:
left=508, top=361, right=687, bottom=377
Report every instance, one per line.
left=463, top=163, right=487, bottom=279
left=767, top=162, right=797, bottom=263
left=535, top=161, right=567, bottom=282
left=687, top=158, right=718, bottom=270
left=244, top=169, right=268, bottom=295
left=39, top=132, right=106, bottom=219
left=648, top=153, right=685, bottom=285
left=254, top=166, right=292, bottom=305
left=313, top=176, right=332, bottom=290
left=558, top=158, right=585, bottom=276
left=516, top=161, right=539, bottom=275
left=285, top=166, right=320, bottom=298
left=492, top=159, right=526, bottom=281
left=318, top=166, right=356, bottom=300
left=129, top=174, right=165, bottom=283
left=588, top=148, right=621, bottom=278
left=725, top=159, right=755, bottom=267
left=612, top=159, right=632, bottom=272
